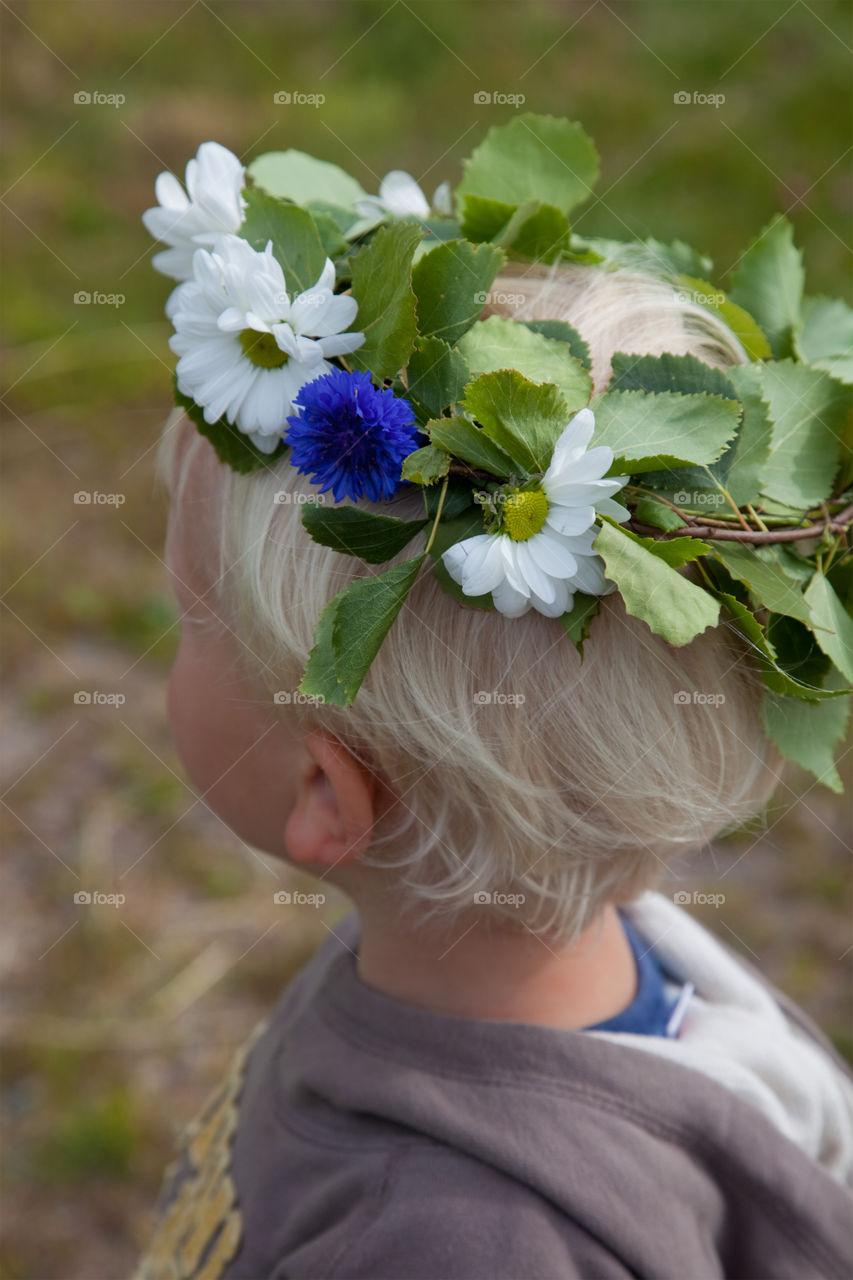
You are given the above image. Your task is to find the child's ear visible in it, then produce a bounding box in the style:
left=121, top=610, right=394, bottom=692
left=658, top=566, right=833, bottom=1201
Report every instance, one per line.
left=284, top=729, right=378, bottom=868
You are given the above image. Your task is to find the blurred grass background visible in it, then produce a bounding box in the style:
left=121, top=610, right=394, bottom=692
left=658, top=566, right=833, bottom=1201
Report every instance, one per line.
left=1, top=1, right=851, bottom=1275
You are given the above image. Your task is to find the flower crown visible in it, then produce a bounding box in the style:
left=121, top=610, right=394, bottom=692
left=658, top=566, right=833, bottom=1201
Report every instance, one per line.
left=144, top=117, right=853, bottom=792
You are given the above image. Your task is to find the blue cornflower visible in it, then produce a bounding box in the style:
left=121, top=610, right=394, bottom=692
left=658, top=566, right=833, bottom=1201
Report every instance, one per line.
left=284, top=367, right=420, bottom=503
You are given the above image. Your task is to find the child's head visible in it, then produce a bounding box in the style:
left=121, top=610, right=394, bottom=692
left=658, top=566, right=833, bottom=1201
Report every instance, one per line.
left=161, top=262, right=781, bottom=946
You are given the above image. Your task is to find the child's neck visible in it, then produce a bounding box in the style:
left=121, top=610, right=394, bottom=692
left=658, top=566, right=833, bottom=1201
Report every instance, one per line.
left=353, top=900, right=638, bottom=1031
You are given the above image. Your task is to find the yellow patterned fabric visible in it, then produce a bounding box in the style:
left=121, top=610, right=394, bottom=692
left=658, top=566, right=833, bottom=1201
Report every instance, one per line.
left=130, top=1018, right=269, bottom=1280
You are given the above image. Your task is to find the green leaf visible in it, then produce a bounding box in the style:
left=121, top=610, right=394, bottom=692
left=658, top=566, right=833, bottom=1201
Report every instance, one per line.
left=173, top=379, right=286, bottom=473
left=573, top=235, right=713, bottom=281
left=406, top=336, right=471, bottom=418
left=521, top=320, right=591, bottom=371
left=728, top=215, right=804, bottom=360
left=608, top=351, right=739, bottom=402
left=674, top=276, right=772, bottom=361
left=757, top=360, right=851, bottom=509
left=760, top=677, right=851, bottom=792
left=804, top=572, right=853, bottom=683
left=426, top=510, right=494, bottom=610
left=348, top=221, right=422, bottom=379
left=710, top=543, right=813, bottom=625
left=301, top=504, right=427, bottom=564
left=559, top=592, right=600, bottom=658
left=634, top=494, right=688, bottom=532
left=456, top=115, right=599, bottom=216
left=724, top=363, right=774, bottom=507
left=411, top=239, right=505, bottom=345
left=634, top=534, right=713, bottom=566
left=590, top=390, right=741, bottom=474
left=310, top=209, right=349, bottom=259
left=466, top=197, right=572, bottom=261
left=795, top=295, right=853, bottom=384
left=461, top=370, right=571, bottom=474
left=715, top=590, right=840, bottom=701
left=427, top=416, right=517, bottom=477
left=422, top=476, right=476, bottom=522
left=457, top=316, right=591, bottom=411
left=300, top=556, right=425, bottom=706
left=239, top=187, right=327, bottom=294
left=766, top=614, right=834, bottom=690
left=401, top=445, right=450, bottom=486
left=593, top=518, right=720, bottom=645
left=248, top=150, right=367, bottom=207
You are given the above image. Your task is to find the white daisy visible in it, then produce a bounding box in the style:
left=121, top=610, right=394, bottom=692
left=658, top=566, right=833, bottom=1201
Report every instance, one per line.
left=350, top=171, right=452, bottom=236
left=442, top=408, right=631, bottom=618
left=142, top=141, right=247, bottom=282
left=168, top=234, right=365, bottom=452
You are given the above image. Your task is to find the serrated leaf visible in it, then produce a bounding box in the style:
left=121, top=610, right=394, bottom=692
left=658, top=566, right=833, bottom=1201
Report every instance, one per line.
left=609, top=351, right=739, bottom=401
left=573, top=235, right=713, bottom=280
left=634, top=533, right=713, bottom=566
left=795, top=295, right=853, bottom=385
left=559, top=592, right=600, bottom=658
left=411, top=239, right=505, bottom=346
left=427, top=415, right=517, bottom=477
left=301, top=504, right=427, bottom=564
left=173, top=380, right=286, bottom=473
left=457, top=316, right=591, bottom=412
left=521, top=320, right=591, bottom=371
left=804, top=573, right=853, bottom=683
left=728, top=215, right=804, bottom=360
left=456, top=115, right=599, bottom=216
left=306, top=556, right=426, bottom=705
left=406, top=337, right=471, bottom=418
left=710, top=543, right=813, bottom=626
left=766, top=614, right=834, bottom=689
left=758, top=360, right=851, bottom=508
left=401, top=445, right=450, bottom=486
left=634, top=494, right=688, bottom=532
left=760, top=678, right=851, bottom=792
left=593, top=518, right=720, bottom=645
left=239, top=187, right=327, bottom=294
left=590, top=390, right=741, bottom=474
left=489, top=199, right=572, bottom=261
left=248, top=150, right=367, bottom=207
left=724, top=363, right=774, bottom=507
left=348, top=221, right=422, bottom=379
left=461, top=370, right=571, bottom=474
left=675, top=276, right=772, bottom=361
left=717, top=591, right=841, bottom=702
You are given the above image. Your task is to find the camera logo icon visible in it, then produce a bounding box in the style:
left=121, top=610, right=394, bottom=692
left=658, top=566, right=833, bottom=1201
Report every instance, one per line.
left=673, top=891, right=692, bottom=906
left=673, top=91, right=691, bottom=105
left=473, top=91, right=491, bottom=104
left=73, top=491, right=91, bottom=504
left=74, top=91, right=92, bottom=104
left=74, top=890, right=92, bottom=904
left=273, top=891, right=292, bottom=904
left=73, top=691, right=92, bottom=705
left=473, top=890, right=492, bottom=904
left=273, top=91, right=291, bottom=104
left=73, top=291, right=92, bottom=305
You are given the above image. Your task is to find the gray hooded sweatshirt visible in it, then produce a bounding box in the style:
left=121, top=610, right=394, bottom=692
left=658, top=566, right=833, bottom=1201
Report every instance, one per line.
left=132, top=895, right=853, bottom=1280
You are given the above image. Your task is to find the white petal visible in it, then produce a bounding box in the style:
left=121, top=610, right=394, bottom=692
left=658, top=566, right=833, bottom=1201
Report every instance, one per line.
left=513, top=541, right=557, bottom=605
left=545, top=408, right=596, bottom=479
left=525, top=528, right=579, bottom=579
left=443, top=535, right=489, bottom=584
left=530, top=577, right=573, bottom=618
left=491, top=578, right=532, bottom=617
left=378, top=170, right=430, bottom=218
left=153, top=170, right=189, bottom=212
left=431, top=180, right=453, bottom=215
left=461, top=537, right=507, bottom=596
left=596, top=496, right=631, bottom=523
left=316, top=331, right=366, bottom=357
left=544, top=504, right=596, bottom=537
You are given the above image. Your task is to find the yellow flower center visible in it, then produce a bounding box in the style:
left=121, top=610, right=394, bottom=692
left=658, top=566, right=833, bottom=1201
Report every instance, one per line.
left=239, top=328, right=289, bottom=369
left=502, top=488, right=549, bottom=541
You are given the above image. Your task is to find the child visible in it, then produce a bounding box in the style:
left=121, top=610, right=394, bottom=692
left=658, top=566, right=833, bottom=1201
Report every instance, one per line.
left=133, top=134, right=853, bottom=1279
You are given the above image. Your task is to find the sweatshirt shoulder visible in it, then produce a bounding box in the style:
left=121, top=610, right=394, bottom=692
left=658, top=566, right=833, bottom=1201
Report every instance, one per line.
left=271, top=1143, right=635, bottom=1280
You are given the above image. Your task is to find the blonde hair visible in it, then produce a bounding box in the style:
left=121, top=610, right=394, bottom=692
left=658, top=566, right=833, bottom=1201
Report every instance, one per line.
left=160, top=261, right=781, bottom=945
